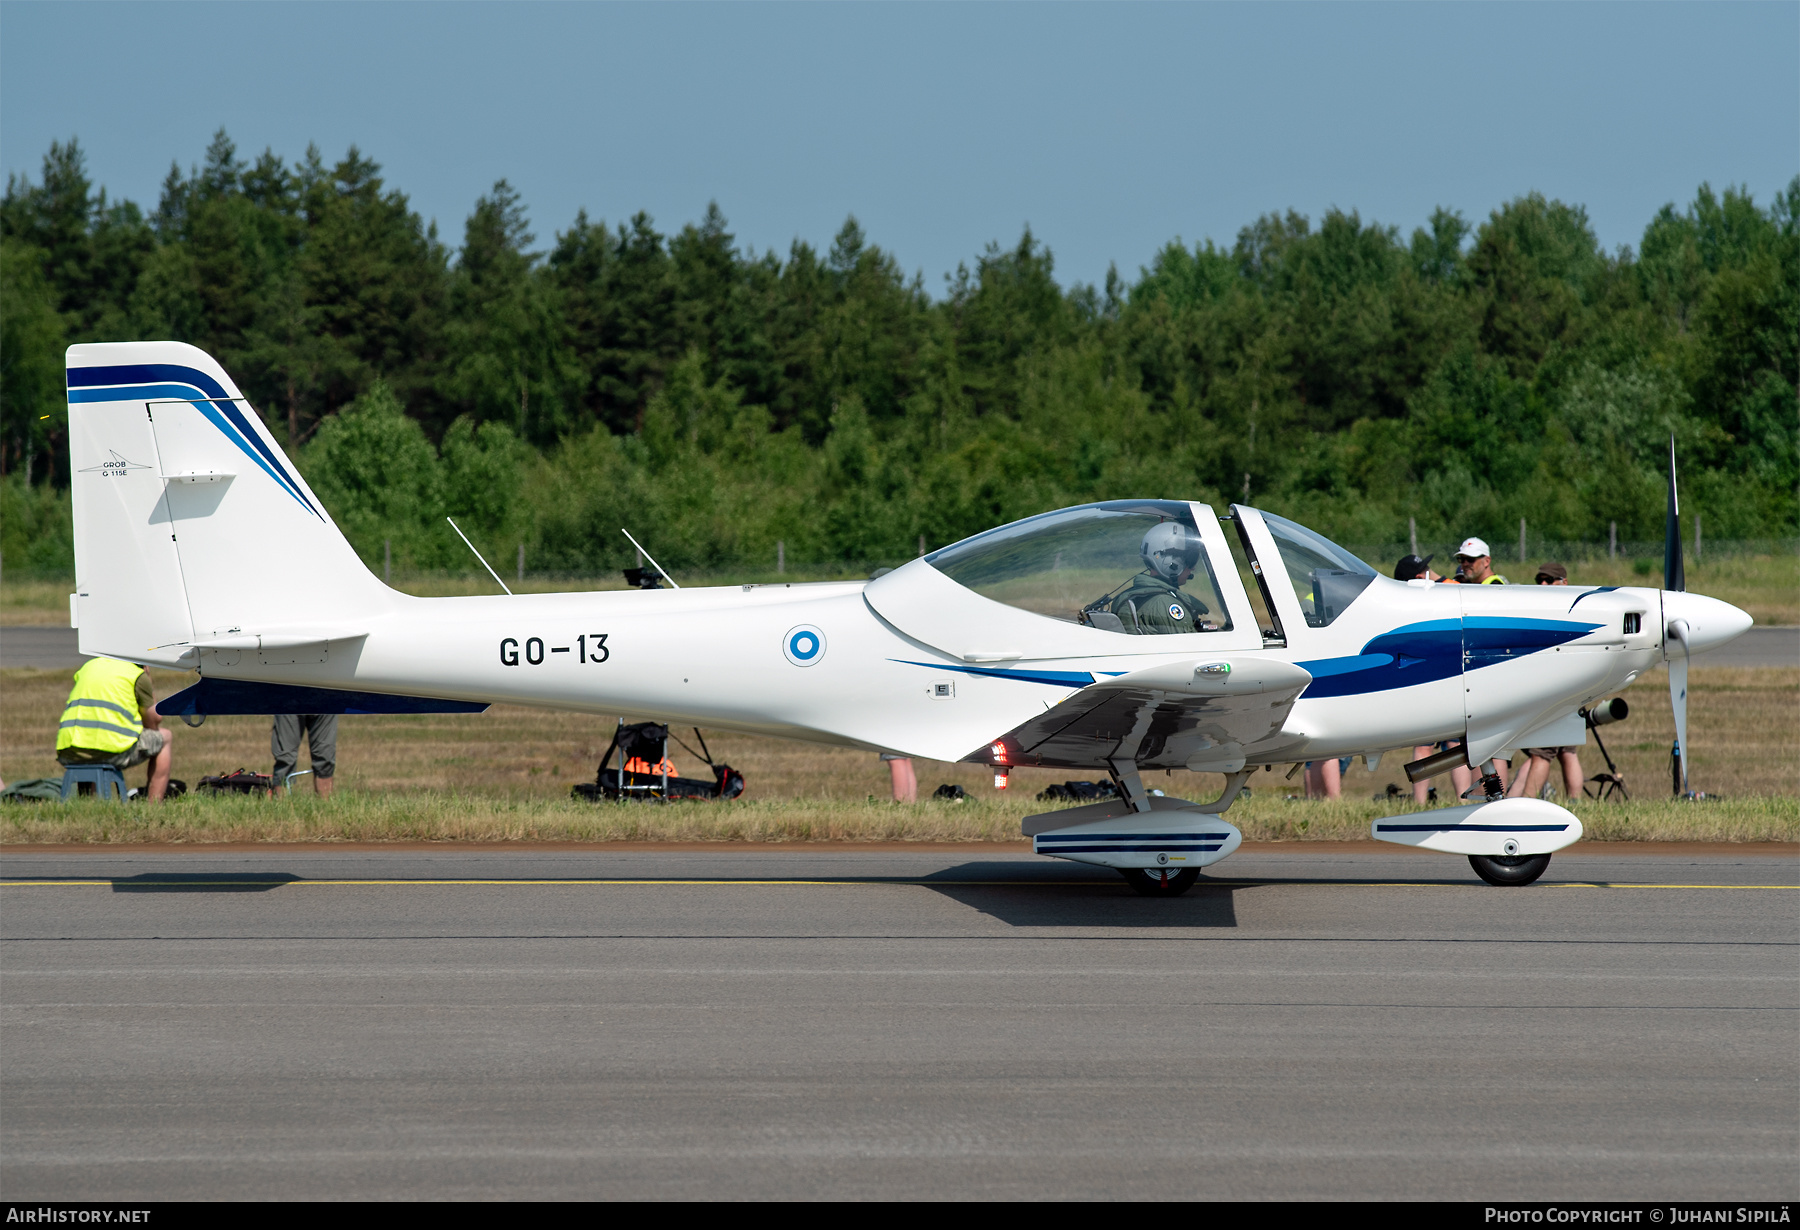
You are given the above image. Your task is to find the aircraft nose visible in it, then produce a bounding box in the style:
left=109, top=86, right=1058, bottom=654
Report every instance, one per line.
left=1663, top=591, right=1753, bottom=658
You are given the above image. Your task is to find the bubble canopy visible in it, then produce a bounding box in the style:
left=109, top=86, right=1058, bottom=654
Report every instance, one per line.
left=925, top=500, right=1234, bottom=635
left=1259, top=510, right=1378, bottom=627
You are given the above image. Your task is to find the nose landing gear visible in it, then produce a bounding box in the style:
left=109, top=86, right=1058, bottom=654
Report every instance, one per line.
left=1119, top=867, right=1201, bottom=897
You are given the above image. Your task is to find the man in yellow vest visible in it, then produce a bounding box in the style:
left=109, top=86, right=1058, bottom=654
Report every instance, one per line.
left=56, top=656, right=174, bottom=800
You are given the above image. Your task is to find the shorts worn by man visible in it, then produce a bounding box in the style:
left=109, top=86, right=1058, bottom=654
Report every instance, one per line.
left=1109, top=522, right=1213, bottom=634
left=273, top=714, right=337, bottom=797
left=56, top=656, right=174, bottom=800
left=1509, top=744, right=1584, bottom=800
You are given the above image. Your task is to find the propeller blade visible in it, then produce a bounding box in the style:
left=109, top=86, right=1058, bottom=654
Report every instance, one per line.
left=1667, top=616, right=1690, bottom=796
left=1664, top=434, right=1685, bottom=593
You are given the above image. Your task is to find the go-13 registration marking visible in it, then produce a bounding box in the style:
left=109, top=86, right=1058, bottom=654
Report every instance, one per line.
left=499, top=634, right=610, bottom=666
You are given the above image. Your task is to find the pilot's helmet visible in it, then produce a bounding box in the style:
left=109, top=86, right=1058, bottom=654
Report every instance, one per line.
left=1140, top=521, right=1201, bottom=584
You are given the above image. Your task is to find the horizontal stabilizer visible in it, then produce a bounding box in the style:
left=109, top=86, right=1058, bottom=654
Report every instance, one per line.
left=162, top=679, right=488, bottom=716
left=189, top=632, right=359, bottom=650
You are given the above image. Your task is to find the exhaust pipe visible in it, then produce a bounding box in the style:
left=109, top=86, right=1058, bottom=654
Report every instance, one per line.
left=1404, top=744, right=1469, bottom=784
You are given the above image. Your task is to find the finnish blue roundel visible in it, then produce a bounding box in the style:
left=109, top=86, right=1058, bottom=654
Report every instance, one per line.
left=783, top=624, right=826, bottom=667
left=1169, top=603, right=1185, bottom=622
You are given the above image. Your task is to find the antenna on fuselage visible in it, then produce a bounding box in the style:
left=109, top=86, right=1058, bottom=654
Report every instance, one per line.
left=446, top=517, right=513, bottom=595
left=620, top=528, right=681, bottom=589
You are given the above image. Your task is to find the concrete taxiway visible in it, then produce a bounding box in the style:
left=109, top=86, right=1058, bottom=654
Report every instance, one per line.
left=2, top=844, right=1795, bottom=1200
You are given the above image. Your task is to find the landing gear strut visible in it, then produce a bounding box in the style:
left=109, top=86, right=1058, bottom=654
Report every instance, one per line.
left=1119, top=867, right=1201, bottom=897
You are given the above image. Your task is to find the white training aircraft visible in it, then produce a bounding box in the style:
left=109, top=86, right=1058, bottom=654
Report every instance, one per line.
left=64, top=342, right=1752, bottom=893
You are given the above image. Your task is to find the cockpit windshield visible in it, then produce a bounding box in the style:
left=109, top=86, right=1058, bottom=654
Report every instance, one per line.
left=1259, top=511, right=1377, bottom=627
left=925, top=500, right=1233, bottom=635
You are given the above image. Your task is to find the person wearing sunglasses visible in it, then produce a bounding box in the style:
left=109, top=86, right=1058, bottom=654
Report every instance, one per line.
left=1449, top=537, right=1507, bottom=584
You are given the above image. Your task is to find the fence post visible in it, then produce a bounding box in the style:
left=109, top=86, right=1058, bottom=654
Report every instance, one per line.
left=1519, top=518, right=1526, bottom=563
left=1609, top=522, right=1617, bottom=560
left=777, top=540, right=785, bottom=575
left=384, top=539, right=391, bottom=584
left=517, top=543, right=524, bottom=584
left=918, top=534, right=926, bottom=558
left=1409, top=517, right=1418, bottom=557
left=1696, top=513, right=1702, bottom=561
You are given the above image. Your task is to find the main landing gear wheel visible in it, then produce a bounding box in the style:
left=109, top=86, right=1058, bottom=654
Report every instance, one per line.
left=1119, top=868, right=1201, bottom=897
left=1468, top=854, right=1552, bottom=886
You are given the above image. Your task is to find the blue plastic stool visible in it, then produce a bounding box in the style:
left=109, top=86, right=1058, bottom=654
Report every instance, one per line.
left=60, top=764, right=127, bottom=801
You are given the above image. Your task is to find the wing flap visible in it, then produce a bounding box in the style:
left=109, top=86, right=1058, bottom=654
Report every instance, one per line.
left=977, top=656, right=1311, bottom=771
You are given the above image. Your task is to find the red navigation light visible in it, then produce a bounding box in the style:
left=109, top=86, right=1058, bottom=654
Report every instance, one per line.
left=994, top=769, right=1010, bottom=790
left=991, top=741, right=1008, bottom=764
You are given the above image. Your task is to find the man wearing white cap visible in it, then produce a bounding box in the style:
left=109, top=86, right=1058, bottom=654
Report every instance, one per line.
left=1451, top=537, right=1507, bottom=584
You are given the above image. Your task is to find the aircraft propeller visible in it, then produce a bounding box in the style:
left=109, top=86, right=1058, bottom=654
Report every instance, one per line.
left=1664, top=434, right=1690, bottom=796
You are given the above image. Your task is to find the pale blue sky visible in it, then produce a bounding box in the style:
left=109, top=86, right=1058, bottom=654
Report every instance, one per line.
left=3, top=2, right=1795, bottom=290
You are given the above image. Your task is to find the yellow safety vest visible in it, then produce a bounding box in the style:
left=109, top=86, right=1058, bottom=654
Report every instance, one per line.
left=56, top=657, right=145, bottom=755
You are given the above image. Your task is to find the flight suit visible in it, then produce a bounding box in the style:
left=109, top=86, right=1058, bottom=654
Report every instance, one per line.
left=1109, top=571, right=1208, bottom=634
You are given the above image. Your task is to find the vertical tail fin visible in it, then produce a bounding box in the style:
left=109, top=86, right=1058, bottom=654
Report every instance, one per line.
left=67, top=341, right=391, bottom=665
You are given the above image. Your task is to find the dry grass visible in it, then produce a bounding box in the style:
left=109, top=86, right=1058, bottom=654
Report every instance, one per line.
left=1, top=578, right=77, bottom=626
left=2, top=658, right=1794, bottom=845
left=1, top=664, right=1113, bottom=805
left=5, top=789, right=1794, bottom=846
left=1537, top=553, right=1799, bottom=626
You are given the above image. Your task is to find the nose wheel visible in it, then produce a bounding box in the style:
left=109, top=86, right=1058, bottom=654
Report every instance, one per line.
left=1468, top=854, right=1551, bottom=886
left=1119, top=867, right=1201, bottom=897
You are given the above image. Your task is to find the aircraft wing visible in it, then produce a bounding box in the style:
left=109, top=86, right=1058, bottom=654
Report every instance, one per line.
left=978, top=656, right=1313, bottom=773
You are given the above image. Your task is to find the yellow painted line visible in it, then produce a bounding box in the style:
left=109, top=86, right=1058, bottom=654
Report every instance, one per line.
left=1550, top=882, right=1799, bottom=890
left=0, top=878, right=1080, bottom=888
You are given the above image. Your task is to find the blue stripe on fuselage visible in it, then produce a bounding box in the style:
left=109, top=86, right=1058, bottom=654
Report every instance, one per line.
left=891, top=659, right=1095, bottom=688
left=1463, top=616, right=1602, bottom=667
left=1297, top=619, right=1460, bottom=698
left=1297, top=616, right=1600, bottom=699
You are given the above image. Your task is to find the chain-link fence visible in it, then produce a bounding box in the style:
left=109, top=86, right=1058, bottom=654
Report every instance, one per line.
left=1342, top=537, right=1798, bottom=570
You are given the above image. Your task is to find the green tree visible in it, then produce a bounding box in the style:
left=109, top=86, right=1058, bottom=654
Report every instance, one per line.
left=1466, top=193, right=1607, bottom=375
left=300, top=382, right=446, bottom=571
left=548, top=209, right=680, bottom=434
left=441, top=180, right=577, bottom=445
left=0, top=241, right=67, bottom=481
left=298, top=145, right=448, bottom=424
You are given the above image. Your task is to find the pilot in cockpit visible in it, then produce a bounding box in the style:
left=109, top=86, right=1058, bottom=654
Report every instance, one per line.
left=1101, top=522, right=1213, bottom=634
